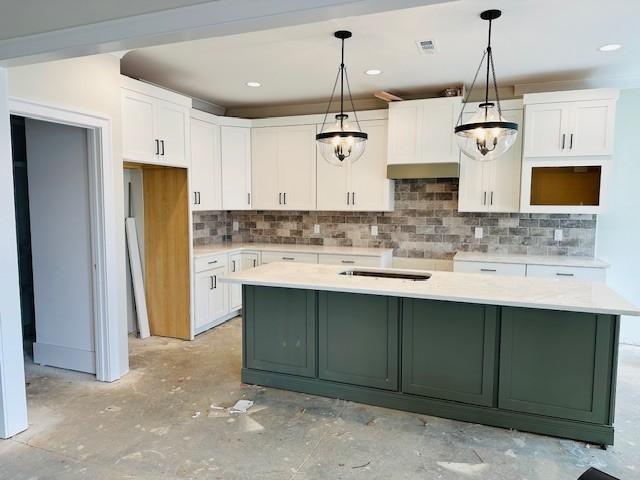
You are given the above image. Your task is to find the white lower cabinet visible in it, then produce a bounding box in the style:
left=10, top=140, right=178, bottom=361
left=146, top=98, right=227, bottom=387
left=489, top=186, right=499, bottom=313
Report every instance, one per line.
left=261, top=251, right=318, bottom=264
left=318, top=254, right=382, bottom=267
left=229, top=251, right=260, bottom=311
left=454, top=261, right=526, bottom=277
left=525, top=264, right=606, bottom=282
left=194, top=264, right=229, bottom=333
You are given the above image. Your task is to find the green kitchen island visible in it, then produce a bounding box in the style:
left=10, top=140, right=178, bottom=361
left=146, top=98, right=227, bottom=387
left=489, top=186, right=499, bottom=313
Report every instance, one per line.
left=222, top=262, right=639, bottom=446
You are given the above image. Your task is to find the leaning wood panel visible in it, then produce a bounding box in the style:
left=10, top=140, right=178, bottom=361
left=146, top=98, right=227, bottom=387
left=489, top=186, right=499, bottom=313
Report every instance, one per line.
left=143, top=167, right=190, bottom=339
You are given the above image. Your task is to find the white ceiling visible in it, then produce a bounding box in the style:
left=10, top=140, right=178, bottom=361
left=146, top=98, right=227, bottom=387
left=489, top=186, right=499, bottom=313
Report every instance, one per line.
left=121, top=0, right=640, bottom=109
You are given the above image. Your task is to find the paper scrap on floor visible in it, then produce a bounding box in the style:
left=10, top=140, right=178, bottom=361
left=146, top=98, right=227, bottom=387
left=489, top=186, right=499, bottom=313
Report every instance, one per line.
left=230, top=400, right=254, bottom=414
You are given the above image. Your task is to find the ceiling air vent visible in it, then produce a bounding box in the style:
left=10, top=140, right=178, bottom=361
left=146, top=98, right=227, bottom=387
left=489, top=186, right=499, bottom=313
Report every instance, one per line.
left=416, top=39, right=437, bottom=54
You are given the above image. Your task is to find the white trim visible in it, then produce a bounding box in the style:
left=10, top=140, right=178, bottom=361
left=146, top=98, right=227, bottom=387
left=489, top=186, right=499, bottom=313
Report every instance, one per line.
left=9, top=97, right=123, bottom=383
left=121, top=75, right=191, bottom=107
left=33, top=343, right=96, bottom=374
left=523, top=88, right=620, bottom=105
left=250, top=108, right=388, bottom=127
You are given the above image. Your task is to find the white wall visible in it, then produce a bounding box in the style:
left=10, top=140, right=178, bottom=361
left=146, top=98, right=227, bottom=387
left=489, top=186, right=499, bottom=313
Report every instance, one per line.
left=26, top=119, right=96, bottom=373
left=597, top=88, right=640, bottom=345
left=8, top=54, right=128, bottom=375
left=0, top=68, right=29, bottom=438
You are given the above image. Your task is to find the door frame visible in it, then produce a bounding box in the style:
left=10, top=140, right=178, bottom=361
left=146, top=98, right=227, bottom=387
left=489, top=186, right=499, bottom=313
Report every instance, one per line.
left=9, top=97, right=120, bottom=383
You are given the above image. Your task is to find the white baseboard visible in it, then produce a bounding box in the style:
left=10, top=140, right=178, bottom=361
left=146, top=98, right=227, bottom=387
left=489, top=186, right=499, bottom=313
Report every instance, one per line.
left=194, top=309, right=241, bottom=337
left=33, top=342, right=96, bottom=374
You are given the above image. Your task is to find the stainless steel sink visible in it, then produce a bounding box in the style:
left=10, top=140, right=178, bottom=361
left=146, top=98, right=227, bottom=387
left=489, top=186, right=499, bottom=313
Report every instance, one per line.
left=339, top=269, right=431, bottom=281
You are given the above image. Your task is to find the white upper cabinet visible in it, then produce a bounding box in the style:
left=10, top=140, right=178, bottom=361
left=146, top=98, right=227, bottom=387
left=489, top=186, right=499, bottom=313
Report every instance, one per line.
left=251, top=125, right=316, bottom=210
left=121, top=76, right=191, bottom=167
left=221, top=125, right=252, bottom=210
left=190, top=113, right=222, bottom=211
left=121, top=76, right=190, bottom=168
left=387, top=97, right=462, bottom=165
left=317, top=119, right=393, bottom=211
left=459, top=105, right=523, bottom=213
left=523, top=89, right=618, bottom=158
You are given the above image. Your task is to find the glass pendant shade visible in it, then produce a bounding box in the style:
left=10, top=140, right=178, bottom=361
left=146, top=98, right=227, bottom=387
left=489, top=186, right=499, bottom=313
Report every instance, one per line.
left=316, top=30, right=368, bottom=166
left=454, top=9, right=518, bottom=162
left=455, top=102, right=518, bottom=161
left=317, top=114, right=367, bottom=166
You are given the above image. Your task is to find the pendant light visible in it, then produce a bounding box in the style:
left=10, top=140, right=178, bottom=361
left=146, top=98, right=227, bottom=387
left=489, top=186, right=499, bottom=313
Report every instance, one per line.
left=455, top=9, right=518, bottom=161
left=316, top=30, right=368, bottom=166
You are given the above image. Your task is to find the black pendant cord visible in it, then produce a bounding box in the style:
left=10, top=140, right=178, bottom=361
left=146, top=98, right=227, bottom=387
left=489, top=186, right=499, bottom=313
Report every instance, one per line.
left=319, top=67, right=341, bottom=134
left=455, top=49, right=487, bottom=127
left=340, top=36, right=345, bottom=127
left=483, top=17, right=492, bottom=121
left=344, top=66, right=363, bottom=131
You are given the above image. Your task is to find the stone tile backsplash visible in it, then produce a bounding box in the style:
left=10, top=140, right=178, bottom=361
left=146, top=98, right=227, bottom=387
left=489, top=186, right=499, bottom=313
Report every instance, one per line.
left=193, top=179, right=597, bottom=260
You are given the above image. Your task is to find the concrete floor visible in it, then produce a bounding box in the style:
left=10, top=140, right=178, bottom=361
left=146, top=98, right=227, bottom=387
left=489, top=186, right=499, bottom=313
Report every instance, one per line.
left=1, top=317, right=639, bottom=480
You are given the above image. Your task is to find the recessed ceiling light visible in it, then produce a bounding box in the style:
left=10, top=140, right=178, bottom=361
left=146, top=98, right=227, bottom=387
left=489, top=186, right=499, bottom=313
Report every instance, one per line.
left=598, top=43, right=622, bottom=52
left=246, top=81, right=261, bottom=87
left=365, top=69, right=382, bottom=76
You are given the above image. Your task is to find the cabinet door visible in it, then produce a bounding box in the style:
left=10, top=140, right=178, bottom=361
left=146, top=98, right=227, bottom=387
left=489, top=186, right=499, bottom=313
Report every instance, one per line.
left=421, top=97, right=461, bottom=164
left=318, top=292, right=398, bottom=390
left=122, top=89, right=157, bottom=163
left=486, top=108, right=523, bottom=212
left=523, top=102, right=570, bottom=157
left=568, top=100, right=616, bottom=156
left=240, top=252, right=260, bottom=270
left=251, top=128, right=280, bottom=209
left=156, top=100, right=189, bottom=167
left=316, top=125, right=350, bottom=210
left=277, top=125, right=317, bottom=210
left=499, top=308, right=615, bottom=423
left=402, top=299, right=498, bottom=406
left=458, top=112, right=489, bottom=212
left=387, top=101, right=422, bottom=165
left=221, top=126, right=252, bottom=210
left=194, top=271, right=212, bottom=330
left=229, top=253, right=242, bottom=311
left=208, top=265, right=229, bottom=323
left=349, top=120, right=392, bottom=211
left=244, top=286, right=316, bottom=377
left=190, top=118, right=221, bottom=211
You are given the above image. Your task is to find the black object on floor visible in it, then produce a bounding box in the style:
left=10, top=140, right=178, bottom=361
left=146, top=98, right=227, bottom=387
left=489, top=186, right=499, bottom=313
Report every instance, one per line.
left=578, top=467, right=620, bottom=480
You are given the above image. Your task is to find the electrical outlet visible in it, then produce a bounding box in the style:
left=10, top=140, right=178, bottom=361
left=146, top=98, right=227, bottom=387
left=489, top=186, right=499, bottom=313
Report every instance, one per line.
left=475, top=227, right=483, bottom=239
left=554, top=229, right=563, bottom=241
left=314, top=224, right=320, bottom=234
left=371, top=225, right=378, bottom=236
left=233, top=221, right=239, bottom=232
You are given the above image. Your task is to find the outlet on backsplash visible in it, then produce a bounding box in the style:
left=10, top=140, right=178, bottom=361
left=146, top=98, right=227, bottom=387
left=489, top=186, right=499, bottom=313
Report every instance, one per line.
left=314, top=224, right=320, bottom=234
left=554, top=229, right=563, bottom=241
left=233, top=221, right=239, bottom=232
left=371, top=225, right=378, bottom=237
left=475, top=227, right=483, bottom=239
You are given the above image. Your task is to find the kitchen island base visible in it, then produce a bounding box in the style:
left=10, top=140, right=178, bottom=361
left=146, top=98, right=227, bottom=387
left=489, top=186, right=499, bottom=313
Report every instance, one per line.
left=241, top=285, right=620, bottom=446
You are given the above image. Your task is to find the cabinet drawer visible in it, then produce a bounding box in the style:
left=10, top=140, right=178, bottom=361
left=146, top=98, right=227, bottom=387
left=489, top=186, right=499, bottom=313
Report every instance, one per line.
left=261, top=251, right=318, bottom=265
left=194, top=254, right=228, bottom=273
left=454, top=261, right=526, bottom=277
left=318, top=254, right=381, bottom=267
left=526, top=264, right=606, bottom=282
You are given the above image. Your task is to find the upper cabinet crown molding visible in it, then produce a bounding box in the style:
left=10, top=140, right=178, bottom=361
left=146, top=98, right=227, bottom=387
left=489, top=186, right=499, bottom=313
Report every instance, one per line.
left=251, top=109, right=388, bottom=128
left=387, top=96, right=462, bottom=166
left=121, top=75, right=191, bottom=107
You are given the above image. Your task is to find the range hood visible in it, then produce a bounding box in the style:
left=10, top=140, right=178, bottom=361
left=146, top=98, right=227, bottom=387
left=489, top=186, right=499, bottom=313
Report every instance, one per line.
left=387, top=163, right=460, bottom=179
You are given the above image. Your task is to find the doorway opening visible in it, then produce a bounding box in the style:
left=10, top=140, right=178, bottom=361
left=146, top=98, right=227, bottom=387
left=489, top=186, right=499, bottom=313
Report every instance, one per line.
left=11, top=115, right=98, bottom=374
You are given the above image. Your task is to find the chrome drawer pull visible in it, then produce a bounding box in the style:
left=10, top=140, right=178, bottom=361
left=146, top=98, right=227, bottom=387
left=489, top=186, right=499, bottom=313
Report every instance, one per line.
left=282, top=257, right=295, bottom=261
left=480, top=268, right=497, bottom=272
left=208, top=260, right=218, bottom=264
left=556, top=272, right=574, bottom=277
left=341, top=260, right=355, bottom=264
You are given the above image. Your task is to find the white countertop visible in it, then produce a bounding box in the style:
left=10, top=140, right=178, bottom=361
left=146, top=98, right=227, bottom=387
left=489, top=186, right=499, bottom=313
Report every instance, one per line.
left=193, top=243, right=393, bottom=258
left=454, top=252, right=609, bottom=269
left=222, top=262, right=639, bottom=316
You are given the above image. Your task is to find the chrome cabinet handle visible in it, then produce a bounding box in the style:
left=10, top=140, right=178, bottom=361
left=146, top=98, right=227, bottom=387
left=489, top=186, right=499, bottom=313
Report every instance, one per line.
left=480, top=268, right=497, bottom=272
left=556, top=272, right=574, bottom=277
left=209, top=276, right=214, bottom=289
left=213, top=275, right=217, bottom=289
left=561, top=133, right=566, bottom=150
left=569, top=133, right=574, bottom=150
left=160, top=140, right=165, bottom=156
left=341, top=260, right=355, bottom=264
left=155, top=139, right=160, bottom=155
left=232, top=260, right=236, bottom=272
left=247, top=192, right=251, bottom=205
left=207, top=260, right=218, bottom=264
left=483, top=192, right=487, bottom=205
left=253, top=259, right=257, bottom=267
left=490, top=191, right=494, bottom=206
left=282, top=256, right=295, bottom=261
left=194, top=192, right=198, bottom=205
left=346, top=192, right=350, bottom=205
left=352, top=192, right=355, bottom=205
left=279, top=192, right=282, bottom=205
left=283, top=192, right=287, bottom=205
